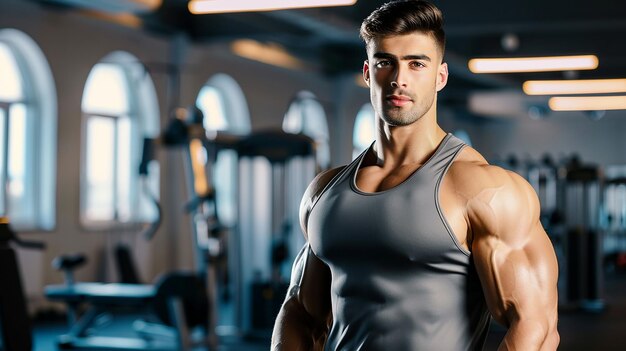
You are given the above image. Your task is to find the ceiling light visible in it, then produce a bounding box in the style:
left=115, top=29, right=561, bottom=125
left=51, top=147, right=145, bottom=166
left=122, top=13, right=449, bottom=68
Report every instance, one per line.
left=523, top=78, right=626, bottom=95
left=549, top=95, right=626, bottom=111
left=47, top=0, right=161, bottom=14
left=231, top=39, right=304, bottom=70
left=189, top=0, right=357, bottom=14
left=468, top=55, right=598, bottom=73
left=80, top=10, right=143, bottom=28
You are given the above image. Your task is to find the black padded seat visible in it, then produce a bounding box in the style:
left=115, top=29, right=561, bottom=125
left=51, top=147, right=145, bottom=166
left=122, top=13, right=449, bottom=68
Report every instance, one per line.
left=52, top=254, right=87, bottom=271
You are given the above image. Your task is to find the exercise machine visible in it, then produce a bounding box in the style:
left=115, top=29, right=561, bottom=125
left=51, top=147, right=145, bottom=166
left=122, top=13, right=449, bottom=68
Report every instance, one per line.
left=561, top=157, right=605, bottom=311
left=601, top=168, right=626, bottom=272
left=45, top=106, right=231, bottom=350
left=233, top=130, right=317, bottom=336
left=0, top=217, right=45, bottom=351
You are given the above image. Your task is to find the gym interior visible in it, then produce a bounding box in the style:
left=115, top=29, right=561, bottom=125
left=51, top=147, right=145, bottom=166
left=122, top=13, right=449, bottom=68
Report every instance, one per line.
left=1, top=0, right=626, bottom=350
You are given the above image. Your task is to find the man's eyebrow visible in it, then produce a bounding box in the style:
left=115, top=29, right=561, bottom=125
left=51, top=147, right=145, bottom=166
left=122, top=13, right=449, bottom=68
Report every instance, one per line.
left=372, top=52, right=432, bottom=62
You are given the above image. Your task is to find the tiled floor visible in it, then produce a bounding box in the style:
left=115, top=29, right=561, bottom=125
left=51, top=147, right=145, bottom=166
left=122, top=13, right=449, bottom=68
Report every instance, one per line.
left=33, top=271, right=626, bottom=350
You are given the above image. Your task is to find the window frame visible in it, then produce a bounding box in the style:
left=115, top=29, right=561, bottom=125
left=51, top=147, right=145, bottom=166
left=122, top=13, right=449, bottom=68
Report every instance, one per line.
left=0, top=30, right=57, bottom=231
left=79, top=55, right=159, bottom=230
left=282, top=90, right=331, bottom=170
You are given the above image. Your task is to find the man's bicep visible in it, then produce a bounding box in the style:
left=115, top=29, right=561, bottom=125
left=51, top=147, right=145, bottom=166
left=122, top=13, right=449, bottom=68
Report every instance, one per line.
left=471, top=171, right=558, bottom=324
left=273, top=245, right=332, bottom=350
left=473, top=222, right=558, bottom=325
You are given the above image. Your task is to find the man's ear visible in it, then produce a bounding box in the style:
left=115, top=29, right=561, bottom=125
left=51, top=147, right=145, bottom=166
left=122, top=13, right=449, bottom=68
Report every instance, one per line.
left=436, top=62, right=449, bottom=92
left=363, top=60, right=370, bottom=87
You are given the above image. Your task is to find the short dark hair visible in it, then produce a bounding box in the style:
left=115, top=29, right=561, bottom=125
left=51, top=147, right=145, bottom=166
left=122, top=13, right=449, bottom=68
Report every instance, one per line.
left=360, top=0, right=446, bottom=60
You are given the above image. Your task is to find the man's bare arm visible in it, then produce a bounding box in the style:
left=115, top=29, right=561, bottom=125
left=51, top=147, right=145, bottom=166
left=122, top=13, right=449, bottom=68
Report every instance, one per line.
left=470, top=168, right=559, bottom=350
left=271, top=245, right=332, bottom=351
left=271, top=167, right=344, bottom=350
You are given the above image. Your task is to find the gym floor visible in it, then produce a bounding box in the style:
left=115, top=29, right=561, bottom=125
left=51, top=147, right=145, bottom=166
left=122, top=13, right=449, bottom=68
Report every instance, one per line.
left=33, top=271, right=626, bottom=351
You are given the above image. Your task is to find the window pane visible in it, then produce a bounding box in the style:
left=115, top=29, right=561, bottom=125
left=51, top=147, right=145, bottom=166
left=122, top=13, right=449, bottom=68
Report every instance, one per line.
left=0, top=43, right=23, bottom=101
left=138, top=160, right=159, bottom=221
left=8, top=103, right=26, bottom=199
left=116, top=116, right=132, bottom=221
left=85, top=116, right=116, bottom=221
left=82, top=64, right=130, bottom=116
left=283, top=103, right=303, bottom=133
left=283, top=93, right=330, bottom=168
left=215, top=149, right=237, bottom=227
left=300, top=99, right=328, bottom=140
left=0, top=108, right=6, bottom=215
left=8, top=103, right=34, bottom=222
left=197, top=86, right=228, bottom=131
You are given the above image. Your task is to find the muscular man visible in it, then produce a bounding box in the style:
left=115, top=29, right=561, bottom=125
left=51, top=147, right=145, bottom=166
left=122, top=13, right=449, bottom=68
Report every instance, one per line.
left=271, top=1, right=559, bottom=350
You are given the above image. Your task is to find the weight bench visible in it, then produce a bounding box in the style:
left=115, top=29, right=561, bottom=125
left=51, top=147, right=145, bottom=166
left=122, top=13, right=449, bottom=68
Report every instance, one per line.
left=45, top=272, right=209, bottom=351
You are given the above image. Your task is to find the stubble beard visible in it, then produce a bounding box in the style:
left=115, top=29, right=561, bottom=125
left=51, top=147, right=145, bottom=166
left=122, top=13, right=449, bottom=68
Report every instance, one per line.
left=382, top=107, right=422, bottom=126
left=378, top=93, right=435, bottom=127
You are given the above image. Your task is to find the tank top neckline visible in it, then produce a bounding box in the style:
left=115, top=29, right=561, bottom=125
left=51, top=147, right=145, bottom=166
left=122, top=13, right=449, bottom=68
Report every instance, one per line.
left=350, top=133, right=454, bottom=196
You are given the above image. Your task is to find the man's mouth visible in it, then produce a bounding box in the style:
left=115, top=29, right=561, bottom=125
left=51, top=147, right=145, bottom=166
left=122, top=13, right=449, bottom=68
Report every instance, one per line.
left=387, top=94, right=413, bottom=107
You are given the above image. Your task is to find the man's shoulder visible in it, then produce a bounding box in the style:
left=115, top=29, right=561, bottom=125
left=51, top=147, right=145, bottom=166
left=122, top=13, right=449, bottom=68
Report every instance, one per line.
left=450, top=147, right=541, bottom=240
left=304, top=166, right=346, bottom=201
left=299, top=166, right=347, bottom=238
left=448, top=146, right=532, bottom=198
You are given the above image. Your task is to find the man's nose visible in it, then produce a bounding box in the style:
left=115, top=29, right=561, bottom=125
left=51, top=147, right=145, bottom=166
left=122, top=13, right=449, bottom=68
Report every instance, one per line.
left=390, top=66, right=408, bottom=88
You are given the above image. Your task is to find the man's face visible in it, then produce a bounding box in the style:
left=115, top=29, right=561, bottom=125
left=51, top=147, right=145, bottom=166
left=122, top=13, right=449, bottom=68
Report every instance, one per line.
left=363, top=32, right=448, bottom=127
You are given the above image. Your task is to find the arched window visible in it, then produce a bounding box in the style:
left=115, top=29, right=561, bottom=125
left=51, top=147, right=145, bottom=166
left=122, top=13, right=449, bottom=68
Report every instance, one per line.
left=196, top=74, right=250, bottom=227
left=352, top=103, right=376, bottom=159
left=282, top=91, right=330, bottom=170
left=0, top=29, right=57, bottom=230
left=81, top=52, right=159, bottom=227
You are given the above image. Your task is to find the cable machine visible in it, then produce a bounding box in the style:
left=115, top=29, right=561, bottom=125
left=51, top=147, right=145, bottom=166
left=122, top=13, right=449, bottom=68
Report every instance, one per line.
left=562, top=157, right=605, bottom=311
left=233, top=130, right=317, bottom=337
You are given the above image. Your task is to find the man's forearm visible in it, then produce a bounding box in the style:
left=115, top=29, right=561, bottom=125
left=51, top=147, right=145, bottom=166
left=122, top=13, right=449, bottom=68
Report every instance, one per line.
left=271, top=297, right=328, bottom=351
left=498, top=319, right=558, bottom=351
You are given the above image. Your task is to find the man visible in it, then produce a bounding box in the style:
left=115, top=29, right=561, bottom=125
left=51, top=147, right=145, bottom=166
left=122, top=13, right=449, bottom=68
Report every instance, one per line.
left=271, top=1, right=559, bottom=350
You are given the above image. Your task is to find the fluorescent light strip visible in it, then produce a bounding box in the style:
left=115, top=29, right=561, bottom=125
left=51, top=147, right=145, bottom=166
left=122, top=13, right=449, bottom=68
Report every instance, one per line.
left=468, top=55, right=598, bottom=73
left=231, top=39, right=304, bottom=70
left=80, top=10, right=143, bottom=28
left=189, top=0, right=357, bottom=14
left=549, top=95, right=626, bottom=111
left=524, top=78, right=626, bottom=95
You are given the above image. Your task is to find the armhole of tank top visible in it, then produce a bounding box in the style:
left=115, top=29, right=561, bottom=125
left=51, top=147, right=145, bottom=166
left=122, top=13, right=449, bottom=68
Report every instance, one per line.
left=296, top=244, right=310, bottom=289
left=435, top=143, right=472, bottom=257
left=306, top=144, right=371, bottom=233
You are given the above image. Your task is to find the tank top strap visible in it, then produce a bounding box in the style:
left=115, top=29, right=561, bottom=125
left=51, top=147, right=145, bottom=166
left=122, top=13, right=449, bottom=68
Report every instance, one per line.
left=340, top=141, right=374, bottom=183
left=309, top=142, right=372, bottom=211
left=428, top=133, right=466, bottom=175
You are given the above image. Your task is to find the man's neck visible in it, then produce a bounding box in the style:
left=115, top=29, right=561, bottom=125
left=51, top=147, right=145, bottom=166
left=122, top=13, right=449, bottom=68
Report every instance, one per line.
left=373, top=116, right=447, bottom=168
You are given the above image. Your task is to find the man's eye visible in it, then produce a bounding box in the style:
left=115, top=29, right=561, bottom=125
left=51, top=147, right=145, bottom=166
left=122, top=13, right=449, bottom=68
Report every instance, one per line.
left=375, top=60, right=391, bottom=68
left=410, top=61, right=425, bottom=68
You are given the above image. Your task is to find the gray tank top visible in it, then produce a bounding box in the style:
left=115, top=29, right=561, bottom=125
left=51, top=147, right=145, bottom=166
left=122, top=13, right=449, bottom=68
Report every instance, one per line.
left=307, top=133, right=491, bottom=351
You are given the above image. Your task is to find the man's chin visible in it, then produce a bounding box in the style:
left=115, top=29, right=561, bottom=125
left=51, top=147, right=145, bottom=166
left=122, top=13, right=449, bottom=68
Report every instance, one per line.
left=382, top=112, right=418, bottom=127
left=383, top=118, right=415, bottom=127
